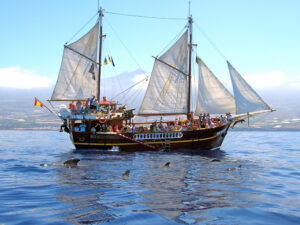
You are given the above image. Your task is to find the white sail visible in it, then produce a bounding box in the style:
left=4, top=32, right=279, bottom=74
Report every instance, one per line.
left=228, top=61, right=271, bottom=114
left=138, top=30, right=189, bottom=114
left=51, top=22, right=99, bottom=100
left=195, top=58, right=236, bottom=114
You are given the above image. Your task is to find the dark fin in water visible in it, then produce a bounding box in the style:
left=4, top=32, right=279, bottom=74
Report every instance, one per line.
left=164, top=162, right=170, bottom=167
left=64, top=158, right=80, bottom=167
left=227, top=164, right=242, bottom=171
left=211, top=159, right=221, bottom=162
left=122, top=169, right=130, bottom=177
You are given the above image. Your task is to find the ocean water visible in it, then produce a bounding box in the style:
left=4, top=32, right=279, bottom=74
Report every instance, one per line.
left=0, top=130, right=299, bottom=225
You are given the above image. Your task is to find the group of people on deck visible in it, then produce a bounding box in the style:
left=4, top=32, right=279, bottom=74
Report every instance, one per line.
left=73, top=112, right=233, bottom=133
left=68, top=96, right=116, bottom=115
left=197, top=112, right=232, bottom=128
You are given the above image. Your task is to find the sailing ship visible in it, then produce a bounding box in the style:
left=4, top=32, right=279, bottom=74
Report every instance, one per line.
left=48, top=6, right=274, bottom=152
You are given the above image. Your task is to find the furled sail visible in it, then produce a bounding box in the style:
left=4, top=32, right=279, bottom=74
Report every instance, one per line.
left=51, top=22, right=99, bottom=100
left=228, top=61, right=271, bottom=114
left=138, top=30, right=189, bottom=115
left=195, top=58, right=236, bottom=114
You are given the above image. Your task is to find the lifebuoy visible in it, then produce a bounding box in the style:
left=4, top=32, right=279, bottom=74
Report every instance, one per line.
left=99, top=116, right=107, bottom=124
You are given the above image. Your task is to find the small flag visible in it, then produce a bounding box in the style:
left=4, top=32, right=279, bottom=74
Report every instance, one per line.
left=196, top=56, right=200, bottom=64
left=111, top=57, right=115, bottom=67
left=89, top=63, right=95, bottom=80
left=34, top=98, right=43, bottom=108
left=108, top=55, right=112, bottom=63
left=104, top=57, right=108, bottom=65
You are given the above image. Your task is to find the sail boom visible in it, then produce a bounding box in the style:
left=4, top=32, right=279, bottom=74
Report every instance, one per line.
left=233, top=109, right=276, bottom=120
left=152, top=56, right=189, bottom=77
left=64, top=45, right=99, bottom=65
left=136, top=113, right=186, bottom=117
left=48, top=99, right=88, bottom=102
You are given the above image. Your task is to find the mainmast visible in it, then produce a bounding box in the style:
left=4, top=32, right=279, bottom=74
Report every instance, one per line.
left=187, top=15, right=193, bottom=119
left=97, top=7, right=104, bottom=101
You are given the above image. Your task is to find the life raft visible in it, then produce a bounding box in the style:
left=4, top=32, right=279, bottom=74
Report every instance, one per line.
left=99, top=116, right=107, bottom=124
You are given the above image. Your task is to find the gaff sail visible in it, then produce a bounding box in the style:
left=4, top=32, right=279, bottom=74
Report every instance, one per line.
left=138, top=30, right=189, bottom=115
left=51, top=22, right=99, bottom=100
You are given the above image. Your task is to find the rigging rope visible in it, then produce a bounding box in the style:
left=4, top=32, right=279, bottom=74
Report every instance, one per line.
left=105, top=11, right=186, bottom=21
left=66, top=12, right=98, bottom=44
left=105, top=17, right=143, bottom=70
left=111, top=76, right=148, bottom=100
left=194, top=22, right=228, bottom=61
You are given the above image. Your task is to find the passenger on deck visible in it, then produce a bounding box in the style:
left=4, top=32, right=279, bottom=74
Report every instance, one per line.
left=227, top=112, right=233, bottom=121
left=95, top=123, right=101, bottom=132
left=79, top=123, right=86, bottom=132
left=200, top=118, right=206, bottom=128
left=90, top=96, right=96, bottom=111
left=78, top=106, right=84, bottom=115
left=151, top=121, right=157, bottom=132
left=69, top=101, right=76, bottom=114
left=107, top=125, right=113, bottom=132
left=206, top=113, right=211, bottom=121
left=96, top=100, right=99, bottom=113
left=121, top=125, right=127, bottom=133
left=223, top=115, right=228, bottom=123
left=91, top=126, right=96, bottom=134
left=175, top=118, right=178, bottom=125
left=208, top=118, right=214, bottom=128
left=85, top=99, right=90, bottom=110
left=76, top=101, right=82, bottom=114
left=84, top=104, right=89, bottom=114
left=69, top=101, right=74, bottom=109
left=198, top=113, right=202, bottom=127
left=131, top=124, right=136, bottom=133
left=93, top=100, right=97, bottom=113
left=113, top=125, right=119, bottom=133
left=158, top=122, right=163, bottom=131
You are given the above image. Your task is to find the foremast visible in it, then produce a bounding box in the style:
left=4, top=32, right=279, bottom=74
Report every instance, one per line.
left=97, top=7, right=104, bottom=101
left=187, top=15, right=193, bottom=120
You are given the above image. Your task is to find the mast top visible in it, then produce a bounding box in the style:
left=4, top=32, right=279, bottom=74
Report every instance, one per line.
left=188, top=0, right=191, bottom=18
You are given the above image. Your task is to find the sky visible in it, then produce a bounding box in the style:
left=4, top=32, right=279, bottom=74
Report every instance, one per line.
left=0, top=0, right=299, bottom=93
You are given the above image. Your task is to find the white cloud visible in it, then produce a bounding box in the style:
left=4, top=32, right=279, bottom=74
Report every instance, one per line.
left=244, top=71, right=286, bottom=89
left=287, top=75, right=300, bottom=88
left=0, top=66, right=53, bottom=89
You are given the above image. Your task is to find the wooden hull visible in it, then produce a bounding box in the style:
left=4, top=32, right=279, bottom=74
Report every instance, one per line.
left=71, top=123, right=231, bottom=152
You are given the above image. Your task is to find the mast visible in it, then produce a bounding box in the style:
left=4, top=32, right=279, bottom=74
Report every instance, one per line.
left=187, top=15, right=193, bottom=119
left=97, top=7, right=104, bottom=101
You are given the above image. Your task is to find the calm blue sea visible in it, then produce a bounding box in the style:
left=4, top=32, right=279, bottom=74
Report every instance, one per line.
left=0, top=130, right=300, bottom=225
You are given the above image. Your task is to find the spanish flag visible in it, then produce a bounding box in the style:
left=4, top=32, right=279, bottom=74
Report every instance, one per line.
left=34, top=98, right=43, bottom=108
left=196, top=56, right=200, bottom=64
left=104, top=57, right=108, bottom=65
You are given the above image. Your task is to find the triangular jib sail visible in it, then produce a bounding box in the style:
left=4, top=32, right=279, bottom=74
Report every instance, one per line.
left=195, top=58, right=236, bottom=114
left=51, top=22, right=99, bottom=100
left=228, top=61, right=271, bottom=114
left=138, top=30, right=189, bottom=115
